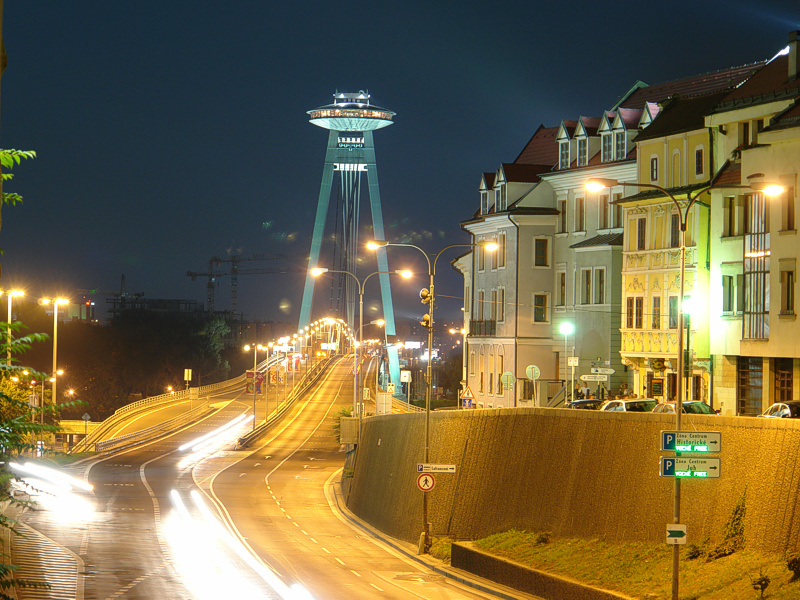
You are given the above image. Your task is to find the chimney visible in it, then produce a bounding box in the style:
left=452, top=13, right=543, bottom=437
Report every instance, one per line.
left=789, top=31, right=800, bottom=81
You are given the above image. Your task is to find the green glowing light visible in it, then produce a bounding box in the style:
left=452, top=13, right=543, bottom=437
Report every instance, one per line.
left=675, top=470, right=692, bottom=477
left=693, top=445, right=708, bottom=452
left=694, top=471, right=708, bottom=478
left=676, top=444, right=692, bottom=451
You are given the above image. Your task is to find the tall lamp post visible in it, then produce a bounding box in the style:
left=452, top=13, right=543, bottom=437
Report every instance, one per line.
left=244, top=343, right=265, bottom=430
left=585, top=176, right=783, bottom=600
left=40, top=297, right=68, bottom=412
left=311, top=267, right=412, bottom=444
left=3, top=289, right=24, bottom=366
left=368, top=239, right=497, bottom=553
left=559, top=321, right=575, bottom=405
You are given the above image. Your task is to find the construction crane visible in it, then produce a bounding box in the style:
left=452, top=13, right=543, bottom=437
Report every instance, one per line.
left=188, top=254, right=291, bottom=313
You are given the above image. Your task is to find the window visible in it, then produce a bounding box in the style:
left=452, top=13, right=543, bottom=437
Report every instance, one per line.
left=781, top=269, right=795, bottom=315
left=480, top=192, right=488, bottom=215
left=581, top=269, right=592, bottom=304
left=670, top=213, right=680, bottom=248
left=578, top=138, right=588, bottom=166
left=722, top=276, right=735, bottom=313
left=558, top=199, right=567, bottom=233
left=490, top=289, right=497, bottom=320
left=637, top=218, right=646, bottom=250
left=782, top=187, right=795, bottom=231
left=575, top=197, right=585, bottom=231
left=615, top=131, right=626, bottom=160
left=469, top=351, right=475, bottom=375
left=479, top=350, right=485, bottom=393
left=723, top=196, right=745, bottom=237
left=478, top=240, right=485, bottom=271
left=775, top=357, right=793, bottom=402
left=559, top=142, right=570, bottom=170
left=650, top=157, right=658, bottom=182
left=491, top=242, right=498, bottom=270
left=498, top=233, right=506, bottom=267
left=626, top=297, right=634, bottom=328
left=533, top=238, right=549, bottom=267
left=742, top=121, right=750, bottom=146
left=737, top=356, right=762, bottom=416
left=498, top=185, right=507, bottom=211
left=497, top=288, right=505, bottom=322
left=612, top=194, right=622, bottom=227
left=533, top=294, right=548, bottom=323
left=594, top=268, right=605, bottom=304
left=652, top=297, right=661, bottom=329
left=465, top=285, right=471, bottom=315
left=602, top=134, right=613, bottom=162
left=695, top=148, right=704, bottom=176
left=477, top=290, right=485, bottom=320
left=557, top=272, right=566, bottom=306
left=599, top=195, right=609, bottom=229
left=635, top=297, right=643, bottom=329
left=668, top=296, right=678, bottom=329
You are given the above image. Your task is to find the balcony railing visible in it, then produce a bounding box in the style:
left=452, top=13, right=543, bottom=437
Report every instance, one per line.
left=469, top=320, right=496, bottom=336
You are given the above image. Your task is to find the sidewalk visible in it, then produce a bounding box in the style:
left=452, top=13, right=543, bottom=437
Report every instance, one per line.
left=325, top=469, right=543, bottom=600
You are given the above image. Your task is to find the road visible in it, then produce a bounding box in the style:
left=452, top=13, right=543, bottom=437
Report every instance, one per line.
left=12, top=356, right=497, bottom=600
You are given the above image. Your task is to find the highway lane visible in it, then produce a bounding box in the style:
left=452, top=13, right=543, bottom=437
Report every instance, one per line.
left=13, top=355, right=495, bottom=599
left=208, top=357, right=493, bottom=600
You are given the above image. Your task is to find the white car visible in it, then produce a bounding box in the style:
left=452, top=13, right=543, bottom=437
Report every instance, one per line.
left=601, top=399, right=657, bottom=412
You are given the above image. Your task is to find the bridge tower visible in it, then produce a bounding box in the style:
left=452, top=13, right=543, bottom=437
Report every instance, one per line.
left=299, top=91, right=401, bottom=386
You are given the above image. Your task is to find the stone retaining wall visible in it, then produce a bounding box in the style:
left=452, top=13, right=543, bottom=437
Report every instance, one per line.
left=346, top=408, right=800, bottom=553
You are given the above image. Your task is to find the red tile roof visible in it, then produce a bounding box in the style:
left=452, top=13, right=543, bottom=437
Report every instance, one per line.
left=711, top=160, right=741, bottom=187
left=616, top=62, right=766, bottom=110
left=501, top=163, right=550, bottom=183
left=514, top=124, right=559, bottom=166
left=713, top=54, right=800, bottom=111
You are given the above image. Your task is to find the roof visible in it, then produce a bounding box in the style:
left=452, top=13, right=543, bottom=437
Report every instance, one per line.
left=712, top=53, right=800, bottom=113
left=501, top=163, right=550, bottom=183
left=569, top=233, right=624, bottom=249
left=615, top=62, right=766, bottom=111
left=514, top=124, right=559, bottom=166
left=712, top=160, right=741, bottom=187
left=764, top=100, right=800, bottom=131
left=633, top=91, right=731, bottom=142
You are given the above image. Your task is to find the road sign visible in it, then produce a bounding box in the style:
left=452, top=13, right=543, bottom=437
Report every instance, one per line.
left=417, top=463, right=456, bottom=473
left=661, top=431, right=721, bottom=453
left=580, top=374, right=608, bottom=382
left=362, top=387, right=371, bottom=400
left=460, top=385, right=475, bottom=400
left=567, top=356, right=579, bottom=367
left=387, top=383, right=395, bottom=393
left=591, top=367, right=616, bottom=375
left=660, top=457, right=721, bottom=478
left=666, top=524, right=687, bottom=545
left=417, top=473, right=435, bottom=492
left=525, top=364, right=541, bottom=380
left=500, top=371, right=516, bottom=390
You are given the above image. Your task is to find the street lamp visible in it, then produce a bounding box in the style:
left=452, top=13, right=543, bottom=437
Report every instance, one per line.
left=2, top=289, right=24, bottom=366
left=244, top=343, right=265, bottom=430
left=40, top=297, right=68, bottom=413
left=585, top=176, right=783, bottom=600
left=558, top=321, right=575, bottom=405
left=311, top=267, right=412, bottom=444
left=368, top=239, right=497, bottom=553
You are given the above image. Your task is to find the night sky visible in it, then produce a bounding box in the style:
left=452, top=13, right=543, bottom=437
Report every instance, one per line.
left=0, top=2, right=797, bottom=326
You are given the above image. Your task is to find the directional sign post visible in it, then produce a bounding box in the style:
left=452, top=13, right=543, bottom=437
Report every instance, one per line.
left=660, top=457, right=721, bottom=479
left=666, top=524, right=687, bottom=545
left=580, top=374, right=607, bottom=382
left=417, top=464, right=456, bottom=473
left=591, top=367, right=616, bottom=375
left=661, top=431, right=721, bottom=453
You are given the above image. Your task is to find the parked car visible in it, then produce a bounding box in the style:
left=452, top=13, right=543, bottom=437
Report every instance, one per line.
left=600, top=399, right=657, bottom=412
left=652, top=401, right=716, bottom=415
left=760, top=401, right=800, bottom=419
left=565, top=399, right=604, bottom=410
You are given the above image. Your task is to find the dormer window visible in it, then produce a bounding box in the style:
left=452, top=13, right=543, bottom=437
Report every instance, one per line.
left=480, top=191, right=488, bottom=215
left=577, top=138, right=588, bottom=166
left=559, top=141, right=570, bottom=170
left=602, top=134, right=613, bottom=162
left=496, top=184, right=507, bottom=211
left=615, top=132, right=626, bottom=160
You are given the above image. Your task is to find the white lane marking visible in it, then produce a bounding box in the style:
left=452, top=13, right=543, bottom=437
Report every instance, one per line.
left=335, top=558, right=345, bottom=566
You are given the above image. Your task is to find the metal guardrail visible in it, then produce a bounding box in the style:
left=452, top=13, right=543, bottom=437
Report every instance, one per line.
left=237, top=357, right=336, bottom=448
left=70, top=357, right=275, bottom=453
left=95, top=402, right=214, bottom=453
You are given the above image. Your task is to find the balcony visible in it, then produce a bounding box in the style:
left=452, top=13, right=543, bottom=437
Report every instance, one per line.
left=469, top=320, right=496, bottom=336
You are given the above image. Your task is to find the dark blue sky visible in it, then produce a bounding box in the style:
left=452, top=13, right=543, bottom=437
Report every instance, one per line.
left=1, top=2, right=798, bottom=324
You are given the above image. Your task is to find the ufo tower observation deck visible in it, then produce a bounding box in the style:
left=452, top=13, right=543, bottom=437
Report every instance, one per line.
left=300, top=91, right=401, bottom=387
